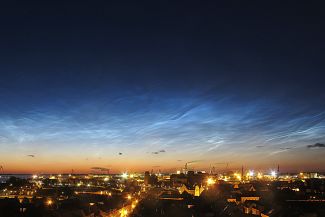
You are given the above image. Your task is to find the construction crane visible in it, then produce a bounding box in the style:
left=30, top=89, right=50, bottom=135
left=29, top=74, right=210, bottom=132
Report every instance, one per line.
left=183, top=160, right=201, bottom=173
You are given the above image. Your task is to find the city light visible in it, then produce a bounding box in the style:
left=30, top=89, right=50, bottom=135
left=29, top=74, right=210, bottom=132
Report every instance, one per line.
left=257, top=172, right=263, bottom=179
left=122, top=172, right=128, bottom=179
left=47, top=199, right=53, bottom=206
left=127, top=194, right=132, bottom=200
left=206, top=177, right=216, bottom=185
left=120, top=208, right=128, bottom=216
left=234, top=173, right=241, bottom=180
left=271, top=171, right=277, bottom=177
left=248, top=170, right=254, bottom=177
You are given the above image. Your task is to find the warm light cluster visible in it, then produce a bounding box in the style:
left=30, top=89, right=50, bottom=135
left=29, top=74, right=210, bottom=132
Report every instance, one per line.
left=120, top=208, right=128, bottom=216
left=122, top=172, right=128, bottom=179
left=206, top=177, right=216, bottom=185
left=234, top=173, right=241, bottom=180
left=47, top=199, right=53, bottom=206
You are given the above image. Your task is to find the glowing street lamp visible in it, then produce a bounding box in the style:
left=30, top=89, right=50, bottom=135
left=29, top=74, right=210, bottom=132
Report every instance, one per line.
left=257, top=172, right=263, bottom=179
left=234, top=173, right=241, bottom=180
left=206, top=178, right=215, bottom=185
left=47, top=199, right=53, bottom=206
left=271, top=170, right=277, bottom=178
left=122, top=172, right=128, bottom=179
left=120, top=208, right=128, bottom=216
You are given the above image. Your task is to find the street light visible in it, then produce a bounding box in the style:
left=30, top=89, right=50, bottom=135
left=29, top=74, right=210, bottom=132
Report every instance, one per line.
left=206, top=178, right=215, bottom=185
left=234, top=173, right=241, bottom=180
left=122, top=172, right=128, bottom=179
left=47, top=199, right=53, bottom=206
left=120, top=208, right=128, bottom=216
left=257, top=172, right=263, bottom=179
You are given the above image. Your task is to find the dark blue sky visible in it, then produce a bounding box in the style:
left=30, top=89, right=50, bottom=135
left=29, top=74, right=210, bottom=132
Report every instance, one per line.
left=0, top=1, right=325, bottom=173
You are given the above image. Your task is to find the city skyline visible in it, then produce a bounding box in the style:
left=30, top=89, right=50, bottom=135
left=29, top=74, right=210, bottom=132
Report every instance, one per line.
left=1, top=1, right=325, bottom=174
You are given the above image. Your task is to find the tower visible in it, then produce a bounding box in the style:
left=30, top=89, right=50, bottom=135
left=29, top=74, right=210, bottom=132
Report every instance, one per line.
left=144, top=171, right=150, bottom=186
left=241, top=165, right=244, bottom=181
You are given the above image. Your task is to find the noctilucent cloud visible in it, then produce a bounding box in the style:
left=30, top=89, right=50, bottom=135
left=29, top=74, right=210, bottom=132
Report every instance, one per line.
left=0, top=1, right=325, bottom=173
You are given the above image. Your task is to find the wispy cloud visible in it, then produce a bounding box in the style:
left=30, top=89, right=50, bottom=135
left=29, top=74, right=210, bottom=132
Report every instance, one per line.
left=1, top=87, right=325, bottom=169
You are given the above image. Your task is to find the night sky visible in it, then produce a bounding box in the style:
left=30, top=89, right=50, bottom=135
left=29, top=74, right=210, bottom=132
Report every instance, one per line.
left=1, top=1, right=325, bottom=173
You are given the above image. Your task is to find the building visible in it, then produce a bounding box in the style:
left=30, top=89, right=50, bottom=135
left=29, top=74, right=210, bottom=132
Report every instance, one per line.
left=178, top=184, right=204, bottom=197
